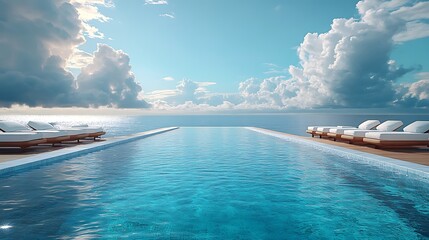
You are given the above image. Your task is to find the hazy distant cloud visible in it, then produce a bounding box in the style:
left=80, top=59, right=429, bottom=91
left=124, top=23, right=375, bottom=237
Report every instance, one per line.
left=416, top=72, right=429, bottom=79
left=145, top=0, right=168, bottom=5
left=393, top=21, right=429, bottom=42
left=146, top=80, right=221, bottom=106
left=162, top=76, right=175, bottom=81
left=263, top=63, right=288, bottom=75
left=391, top=1, right=429, bottom=42
left=160, top=13, right=175, bottom=19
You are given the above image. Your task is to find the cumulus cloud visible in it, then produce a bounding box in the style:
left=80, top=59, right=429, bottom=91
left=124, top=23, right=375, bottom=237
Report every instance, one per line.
left=231, top=0, right=427, bottom=110
left=146, top=0, right=428, bottom=111
left=0, top=0, right=83, bottom=107
left=0, top=0, right=149, bottom=108
left=76, top=44, right=150, bottom=108
left=396, top=73, right=429, bottom=108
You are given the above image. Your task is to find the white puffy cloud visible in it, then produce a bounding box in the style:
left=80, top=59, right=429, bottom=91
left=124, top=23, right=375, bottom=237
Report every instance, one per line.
left=396, top=73, right=429, bottom=108
left=145, top=0, right=168, bottom=5
left=147, top=0, right=428, bottom=111
left=70, top=0, right=113, bottom=39
left=76, top=44, right=149, bottom=108
left=233, top=0, right=426, bottom=110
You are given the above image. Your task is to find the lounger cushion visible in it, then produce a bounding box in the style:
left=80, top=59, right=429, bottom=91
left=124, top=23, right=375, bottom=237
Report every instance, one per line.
left=308, top=126, right=335, bottom=131
left=358, top=120, right=380, bottom=130
left=35, top=130, right=68, bottom=138
left=317, top=126, right=354, bottom=132
left=0, top=132, right=43, bottom=142
left=55, top=127, right=88, bottom=135
left=365, top=132, right=428, bottom=141
left=344, top=129, right=380, bottom=137
left=329, top=127, right=358, bottom=134
left=28, top=121, right=56, bottom=130
left=75, top=127, right=104, bottom=134
left=403, top=121, right=429, bottom=133
left=375, top=120, right=403, bottom=131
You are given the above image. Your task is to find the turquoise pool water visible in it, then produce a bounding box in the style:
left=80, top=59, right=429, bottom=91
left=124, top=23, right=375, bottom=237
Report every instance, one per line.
left=0, top=127, right=428, bottom=239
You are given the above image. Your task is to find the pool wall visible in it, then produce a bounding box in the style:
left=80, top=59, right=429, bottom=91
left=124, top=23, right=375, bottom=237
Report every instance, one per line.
left=246, top=127, right=429, bottom=182
left=0, top=127, right=178, bottom=175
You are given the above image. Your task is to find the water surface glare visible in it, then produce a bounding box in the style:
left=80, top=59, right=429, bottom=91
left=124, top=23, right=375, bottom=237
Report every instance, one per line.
left=0, top=128, right=428, bottom=239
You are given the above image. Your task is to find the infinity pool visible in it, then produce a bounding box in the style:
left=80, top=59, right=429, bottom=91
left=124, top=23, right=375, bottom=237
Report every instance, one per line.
left=0, top=127, right=428, bottom=239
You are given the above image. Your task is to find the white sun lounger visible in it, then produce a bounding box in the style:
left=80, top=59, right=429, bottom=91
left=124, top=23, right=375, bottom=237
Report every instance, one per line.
left=71, top=124, right=106, bottom=139
left=27, top=121, right=90, bottom=142
left=340, top=120, right=403, bottom=143
left=0, top=120, right=71, bottom=145
left=314, top=120, right=380, bottom=139
left=306, top=126, right=353, bottom=137
left=363, top=121, right=429, bottom=148
left=0, top=132, right=46, bottom=148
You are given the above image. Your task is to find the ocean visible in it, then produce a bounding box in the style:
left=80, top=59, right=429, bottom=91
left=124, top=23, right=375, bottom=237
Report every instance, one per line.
left=1, top=114, right=429, bottom=137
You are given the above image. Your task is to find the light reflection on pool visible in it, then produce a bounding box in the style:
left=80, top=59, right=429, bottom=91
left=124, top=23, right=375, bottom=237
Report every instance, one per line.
left=0, top=127, right=428, bottom=239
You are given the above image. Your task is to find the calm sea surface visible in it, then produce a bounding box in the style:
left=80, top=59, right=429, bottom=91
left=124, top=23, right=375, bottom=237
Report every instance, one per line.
left=1, top=114, right=429, bottom=137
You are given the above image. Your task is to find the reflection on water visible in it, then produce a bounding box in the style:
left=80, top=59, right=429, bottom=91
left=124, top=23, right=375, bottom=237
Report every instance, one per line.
left=0, top=128, right=428, bottom=239
left=1, top=114, right=428, bottom=137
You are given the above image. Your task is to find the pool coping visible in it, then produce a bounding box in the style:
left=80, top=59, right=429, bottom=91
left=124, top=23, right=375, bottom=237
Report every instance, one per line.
left=1, top=126, right=428, bottom=182
left=246, top=127, right=429, bottom=182
left=0, top=127, right=179, bottom=175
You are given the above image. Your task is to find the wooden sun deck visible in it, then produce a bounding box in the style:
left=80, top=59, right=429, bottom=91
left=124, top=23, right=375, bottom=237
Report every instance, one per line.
left=253, top=128, right=429, bottom=166
left=309, top=136, right=428, bottom=166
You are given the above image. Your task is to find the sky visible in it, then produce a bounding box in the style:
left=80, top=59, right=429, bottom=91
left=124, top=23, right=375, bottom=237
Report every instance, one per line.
left=0, top=0, right=428, bottom=112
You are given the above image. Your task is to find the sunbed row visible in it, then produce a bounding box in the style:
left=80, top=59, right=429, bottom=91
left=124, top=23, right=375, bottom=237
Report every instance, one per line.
left=0, top=120, right=105, bottom=149
left=307, top=120, right=429, bottom=148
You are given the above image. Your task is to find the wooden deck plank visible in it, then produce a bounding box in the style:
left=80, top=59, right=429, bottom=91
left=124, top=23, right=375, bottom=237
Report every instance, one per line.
left=253, top=128, right=429, bottom=166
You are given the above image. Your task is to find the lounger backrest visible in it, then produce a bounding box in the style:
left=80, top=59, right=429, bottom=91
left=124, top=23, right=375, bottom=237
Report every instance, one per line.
left=0, top=120, right=31, bottom=132
left=358, top=120, right=380, bottom=130
left=27, top=121, right=56, bottom=130
left=403, top=121, right=429, bottom=133
left=375, top=120, right=403, bottom=131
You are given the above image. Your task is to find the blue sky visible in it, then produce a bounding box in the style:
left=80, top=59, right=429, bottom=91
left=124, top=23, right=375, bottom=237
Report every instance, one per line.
left=0, top=0, right=428, bottom=111
left=83, top=0, right=364, bottom=92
